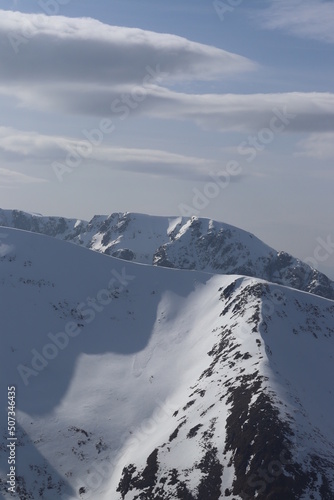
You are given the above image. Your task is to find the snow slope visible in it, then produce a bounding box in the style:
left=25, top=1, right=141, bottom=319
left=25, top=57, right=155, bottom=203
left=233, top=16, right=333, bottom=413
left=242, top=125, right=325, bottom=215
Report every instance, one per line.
left=0, top=227, right=334, bottom=499
left=1, top=209, right=333, bottom=300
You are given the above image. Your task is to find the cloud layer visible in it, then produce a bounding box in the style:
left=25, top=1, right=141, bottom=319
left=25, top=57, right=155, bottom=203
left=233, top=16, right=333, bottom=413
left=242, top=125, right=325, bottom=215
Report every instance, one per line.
left=0, top=9, right=333, bottom=147
left=259, top=0, right=334, bottom=44
left=0, top=127, right=217, bottom=181
left=141, top=90, right=334, bottom=133
left=0, top=167, right=46, bottom=186
left=296, top=133, right=334, bottom=159
left=0, top=10, right=254, bottom=82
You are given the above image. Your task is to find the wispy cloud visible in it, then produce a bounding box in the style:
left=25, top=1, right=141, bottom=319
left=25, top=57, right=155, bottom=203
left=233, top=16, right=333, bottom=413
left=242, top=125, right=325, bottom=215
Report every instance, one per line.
left=0, top=127, right=63, bottom=158
left=296, top=133, right=334, bottom=159
left=0, top=167, right=47, bottom=186
left=143, top=90, right=334, bottom=133
left=0, top=127, right=217, bottom=180
left=258, top=0, right=334, bottom=44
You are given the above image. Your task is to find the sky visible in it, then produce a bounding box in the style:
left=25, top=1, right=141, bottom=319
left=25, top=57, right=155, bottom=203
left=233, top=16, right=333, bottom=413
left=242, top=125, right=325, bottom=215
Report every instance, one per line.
left=0, top=0, right=333, bottom=278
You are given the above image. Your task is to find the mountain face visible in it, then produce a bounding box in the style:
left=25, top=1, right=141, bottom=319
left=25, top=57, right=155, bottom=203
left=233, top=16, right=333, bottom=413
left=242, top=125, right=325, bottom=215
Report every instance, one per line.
left=0, top=209, right=333, bottom=301
left=115, top=279, right=334, bottom=500
left=0, top=222, right=334, bottom=499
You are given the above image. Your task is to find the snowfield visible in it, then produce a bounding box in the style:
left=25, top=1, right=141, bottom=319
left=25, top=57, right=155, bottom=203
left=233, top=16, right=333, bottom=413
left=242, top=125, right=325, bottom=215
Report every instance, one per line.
left=0, top=217, right=334, bottom=499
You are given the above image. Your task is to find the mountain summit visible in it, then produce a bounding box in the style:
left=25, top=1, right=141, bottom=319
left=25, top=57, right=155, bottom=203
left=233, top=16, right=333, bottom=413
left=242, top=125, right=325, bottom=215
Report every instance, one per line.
left=0, top=211, right=333, bottom=499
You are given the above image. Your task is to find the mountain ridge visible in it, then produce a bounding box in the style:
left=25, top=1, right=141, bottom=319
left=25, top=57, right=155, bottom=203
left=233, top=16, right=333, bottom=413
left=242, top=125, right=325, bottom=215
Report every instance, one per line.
left=0, top=208, right=333, bottom=301
left=0, top=226, right=333, bottom=498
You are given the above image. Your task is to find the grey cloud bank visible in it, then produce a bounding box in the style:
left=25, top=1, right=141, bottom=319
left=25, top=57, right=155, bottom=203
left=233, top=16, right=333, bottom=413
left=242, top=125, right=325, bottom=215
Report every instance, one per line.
left=0, top=10, right=333, bottom=137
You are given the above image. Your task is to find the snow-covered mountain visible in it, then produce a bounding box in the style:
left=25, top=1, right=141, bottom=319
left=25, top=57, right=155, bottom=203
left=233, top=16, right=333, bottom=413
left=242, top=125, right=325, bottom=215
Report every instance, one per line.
left=0, top=224, right=334, bottom=499
left=0, top=209, right=333, bottom=300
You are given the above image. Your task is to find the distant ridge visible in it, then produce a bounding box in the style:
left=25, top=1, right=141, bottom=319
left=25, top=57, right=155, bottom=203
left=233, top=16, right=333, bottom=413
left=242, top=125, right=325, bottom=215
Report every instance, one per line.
left=1, top=208, right=333, bottom=300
